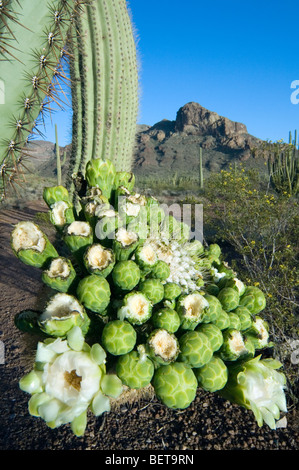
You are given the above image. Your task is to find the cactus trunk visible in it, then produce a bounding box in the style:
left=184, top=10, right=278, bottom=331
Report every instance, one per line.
left=0, top=0, right=139, bottom=204
left=0, top=0, right=83, bottom=200
left=66, top=0, right=139, bottom=203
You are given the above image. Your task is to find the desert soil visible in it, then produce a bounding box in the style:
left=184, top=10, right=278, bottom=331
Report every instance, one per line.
left=0, top=203, right=298, bottom=452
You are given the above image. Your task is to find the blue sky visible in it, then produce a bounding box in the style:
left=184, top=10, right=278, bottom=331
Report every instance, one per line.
left=42, top=0, right=299, bottom=146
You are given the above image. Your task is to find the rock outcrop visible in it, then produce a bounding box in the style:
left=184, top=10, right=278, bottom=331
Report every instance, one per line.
left=133, top=102, right=264, bottom=179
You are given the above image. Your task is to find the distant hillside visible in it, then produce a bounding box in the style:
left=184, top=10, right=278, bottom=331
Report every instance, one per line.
left=133, top=102, right=266, bottom=181
left=19, top=101, right=269, bottom=197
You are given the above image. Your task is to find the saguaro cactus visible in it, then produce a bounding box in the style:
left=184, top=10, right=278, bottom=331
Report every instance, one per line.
left=0, top=0, right=84, bottom=199
left=267, top=136, right=299, bottom=196
left=66, top=0, right=139, bottom=203
left=0, top=0, right=139, bottom=203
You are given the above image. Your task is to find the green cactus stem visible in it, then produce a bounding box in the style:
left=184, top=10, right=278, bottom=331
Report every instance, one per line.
left=55, top=124, right=62, bottom=186
left=66, top=0, right=139, bottom=204
left=0, top=0, right=84, bottom=200
left=199, top=146, right=203, bottom=189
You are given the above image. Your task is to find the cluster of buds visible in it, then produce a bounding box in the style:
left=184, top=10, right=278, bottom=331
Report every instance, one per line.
left=11, top=158, right=287, bottom=436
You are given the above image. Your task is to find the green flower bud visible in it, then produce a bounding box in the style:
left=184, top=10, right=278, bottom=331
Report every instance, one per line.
left=163, top=299, right=177, bottom=309
left=194, top=258, right=212, bottom=271
left=178, top=330, right=213, bottom=368
left=205, top=284, right=220, bottom=296
left=151, top=307, right=181, bottom=333
left=194, top=356, right=228, bottom=392
left=163, top=282, right=182, bottom=301
left=212, top=309, right=231, bottom=330
left=112, top=227, right=139, bottom=261
left=152, top=362, right=198, bottom=410
left=42, top=257, right=77, bottom=293
left=227, top=312, right=242, bottom=330
left=202, top=293, right=223, bottom=323
left=43, top=185, right=71, bottom=207
left=83, top=244, right=115, bottom=278
left=196, top=277, right=205, bottom=288
left=100, top=374, right=123, bottom=398
left=101, top=320, right=137, bottom=356
left=49, top=200, right=75, bottom=231
left=185, top=239, right=204, bottom=257
left=113, top=171, right=135, bottom=192
left=244, top=336, right=256, bottom=358
left=147, top=329, right=180, bottom=365
left=224, top=277, right=246, bottom=296
left=245, top=317, right=272, bottom=350
left=139, top=278, right=165, bottom=305
left=112, top=260, right=141, bottom=291
left=214, top=261, right=236, bottom=280
left=219, top=329, right=251, bottom=362
left=63, top=221, right=93, bottom=258
left=206, top=243, right=221, bottom=261
left=38, top=293, right=90, bottom=337
left=117, top=291, right=152, bottom=325
left=239, top=286, right=266, bottom=315
left=196, top=323, right=223, bottom=352
left=116, top=348, right=155, bottom=389
left=220, top=355, right=287, bottom=429
left=177, top=292, right=209, bottom=330
left=217, top=287, right=240, bottom=312
left=11, top=221, right=58, bottom=268
left=233, top=306, right=253, bottom=331
left=85, top=158, right=116, bottom=199
left=76, top=274, right=111, bottom=315
left=150, top=260, right=171, bottom=281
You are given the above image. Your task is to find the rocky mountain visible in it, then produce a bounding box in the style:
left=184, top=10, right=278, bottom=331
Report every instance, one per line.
left=23, top=102, right=267, bottom=188
left=133, top=102, right=265, bottom=180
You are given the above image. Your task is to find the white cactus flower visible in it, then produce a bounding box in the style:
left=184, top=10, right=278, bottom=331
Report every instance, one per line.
left=20, top=337, right=108, bottom=435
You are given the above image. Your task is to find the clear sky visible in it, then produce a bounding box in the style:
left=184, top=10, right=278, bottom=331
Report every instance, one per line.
left=42, top=0, right=299, bottom=146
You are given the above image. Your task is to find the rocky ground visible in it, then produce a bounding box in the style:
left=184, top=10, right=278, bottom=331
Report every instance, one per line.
left=0, top=204, right=298, bottom=452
